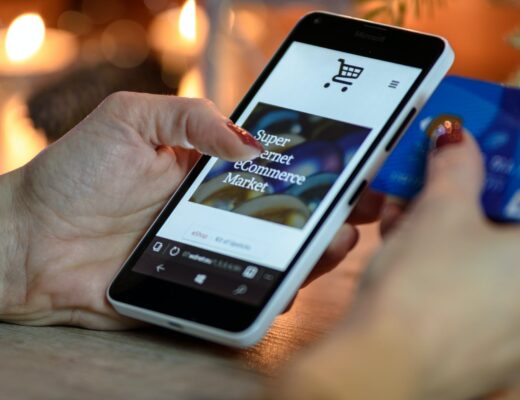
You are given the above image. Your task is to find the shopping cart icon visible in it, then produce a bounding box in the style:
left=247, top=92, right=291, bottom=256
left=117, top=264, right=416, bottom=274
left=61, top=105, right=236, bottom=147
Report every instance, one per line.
left=324, top=58, right=364, bottom=92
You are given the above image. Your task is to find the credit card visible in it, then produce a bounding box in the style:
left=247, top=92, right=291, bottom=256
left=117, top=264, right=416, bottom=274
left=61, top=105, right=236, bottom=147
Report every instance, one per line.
left=372, top=75, right=520, bottom=223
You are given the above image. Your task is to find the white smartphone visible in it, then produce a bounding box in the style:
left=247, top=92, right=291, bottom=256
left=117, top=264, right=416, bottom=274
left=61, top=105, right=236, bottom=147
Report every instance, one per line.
left=108, top=12, right=454, bottom=347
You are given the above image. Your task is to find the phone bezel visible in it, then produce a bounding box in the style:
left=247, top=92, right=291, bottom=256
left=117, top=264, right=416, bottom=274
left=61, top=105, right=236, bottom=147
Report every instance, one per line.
left=108, top=12, right=446, bottom=332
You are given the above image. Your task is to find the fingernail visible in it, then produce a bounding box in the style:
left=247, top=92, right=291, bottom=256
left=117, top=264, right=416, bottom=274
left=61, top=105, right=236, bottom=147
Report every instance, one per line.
left=226, top=121, right=263, bottom=153
left=429, top=117, right=464, bottom=150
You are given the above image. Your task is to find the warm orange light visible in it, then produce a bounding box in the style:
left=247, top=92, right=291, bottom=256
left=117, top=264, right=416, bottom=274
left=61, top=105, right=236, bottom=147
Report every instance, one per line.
left=148, top=0, right=209, bottom=68
left=0, top=13, right=78, bottom=76
left=178, top=67, right=205, bottom=98
left=0, top=96, right=47, bottom=173
left=179, top=0, right=197, bottom=42
left=235, top=9, right=266, bottom=44
left=5, top=13, right=46, bottom=63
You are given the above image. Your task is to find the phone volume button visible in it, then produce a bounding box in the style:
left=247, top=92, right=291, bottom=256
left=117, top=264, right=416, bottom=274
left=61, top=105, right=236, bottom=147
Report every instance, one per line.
left=167, top=320, right=184, bottom=330
left=385, top=107, right=417, bottom=152
left=348, top=180, right=368, bottom=206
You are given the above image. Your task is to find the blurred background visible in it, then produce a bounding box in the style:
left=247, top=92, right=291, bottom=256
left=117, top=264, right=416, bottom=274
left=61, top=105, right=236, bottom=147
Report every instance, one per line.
left=0, top=0, right=518, bottom=175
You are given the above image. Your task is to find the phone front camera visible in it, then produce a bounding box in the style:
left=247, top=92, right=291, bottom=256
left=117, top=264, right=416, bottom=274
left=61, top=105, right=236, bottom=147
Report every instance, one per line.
left=313, top=17, right=322, bottom=25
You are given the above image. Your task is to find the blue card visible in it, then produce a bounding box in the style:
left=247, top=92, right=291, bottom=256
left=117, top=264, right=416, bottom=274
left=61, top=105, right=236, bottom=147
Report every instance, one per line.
left=372, top=75, right=520, bottom=223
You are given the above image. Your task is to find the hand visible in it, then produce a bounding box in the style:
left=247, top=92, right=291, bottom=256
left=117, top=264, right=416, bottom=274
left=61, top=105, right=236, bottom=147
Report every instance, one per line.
left=274, top=130, right=520, bottom=399
left=0, top=93, right=264, bottom=329
left=0, top=92, right=380, bottom=330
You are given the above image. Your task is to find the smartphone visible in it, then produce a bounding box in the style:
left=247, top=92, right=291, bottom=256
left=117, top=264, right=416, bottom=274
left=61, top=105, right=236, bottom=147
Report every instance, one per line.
left=108, top=12, right=454, bottom=347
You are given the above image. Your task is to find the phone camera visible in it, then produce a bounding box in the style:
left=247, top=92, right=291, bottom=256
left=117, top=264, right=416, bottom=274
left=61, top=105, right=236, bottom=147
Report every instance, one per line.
left=313, top=17, right=322, bottom=25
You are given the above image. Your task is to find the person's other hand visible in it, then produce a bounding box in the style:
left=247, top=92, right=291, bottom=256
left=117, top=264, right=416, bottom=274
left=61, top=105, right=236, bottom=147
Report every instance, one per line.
left=0, top=93, right=381, bottom=330
left=275, top=129, right=520, bottom=400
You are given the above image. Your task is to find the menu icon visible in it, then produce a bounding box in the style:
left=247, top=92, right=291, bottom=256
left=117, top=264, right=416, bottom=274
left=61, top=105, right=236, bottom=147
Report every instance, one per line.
left=389, top=80, right=400, bottom=89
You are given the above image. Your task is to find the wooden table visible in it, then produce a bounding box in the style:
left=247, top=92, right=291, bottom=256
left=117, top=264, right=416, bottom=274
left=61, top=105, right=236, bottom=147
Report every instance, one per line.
left=0, top=226, right=381, bottom=400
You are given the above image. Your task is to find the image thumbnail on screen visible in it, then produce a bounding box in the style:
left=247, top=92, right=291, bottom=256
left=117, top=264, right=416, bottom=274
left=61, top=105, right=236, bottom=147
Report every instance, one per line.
left=190, top=103, right=371, bottom=229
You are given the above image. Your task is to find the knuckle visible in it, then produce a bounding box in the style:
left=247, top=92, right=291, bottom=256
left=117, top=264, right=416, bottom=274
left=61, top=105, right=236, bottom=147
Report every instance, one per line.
left=186, top=97, right=215, bottom=111
left=183, top=98, right=219, bottom=142
left=104, top=91, right=135, bottom=105
left=175, top=98, right=213, bottom=123
left=100, top=91, right=138, bottom=115
left=199, top=97, right=215, bottom=108
left=429, top=150, right=463, bottom=176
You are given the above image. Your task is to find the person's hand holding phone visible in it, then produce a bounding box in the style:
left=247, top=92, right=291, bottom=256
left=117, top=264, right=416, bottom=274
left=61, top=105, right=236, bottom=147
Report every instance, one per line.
left=0, top=93, right=379, bottom=329
left=275, top=130, right=520, bottom=400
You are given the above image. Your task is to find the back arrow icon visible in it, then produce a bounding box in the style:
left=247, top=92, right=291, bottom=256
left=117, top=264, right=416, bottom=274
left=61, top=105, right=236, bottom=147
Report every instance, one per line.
left=156, top=264, right=165, bottom=272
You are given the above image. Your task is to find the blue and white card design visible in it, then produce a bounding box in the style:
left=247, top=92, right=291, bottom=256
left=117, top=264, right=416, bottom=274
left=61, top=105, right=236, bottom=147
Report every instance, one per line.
left=372, top=75, right=520, bottom=223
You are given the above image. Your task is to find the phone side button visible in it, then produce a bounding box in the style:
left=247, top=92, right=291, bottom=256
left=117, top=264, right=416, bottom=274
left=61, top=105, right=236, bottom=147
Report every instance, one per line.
left=385, top=107, right=417, bottom=152
left=348, top=180, right=368, bottom=206
left=167, top=320, right=184, bottom=330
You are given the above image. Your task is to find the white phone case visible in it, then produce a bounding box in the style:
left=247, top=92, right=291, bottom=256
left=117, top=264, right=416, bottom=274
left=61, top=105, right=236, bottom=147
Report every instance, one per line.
left=108, top=18, right=454, bottom=348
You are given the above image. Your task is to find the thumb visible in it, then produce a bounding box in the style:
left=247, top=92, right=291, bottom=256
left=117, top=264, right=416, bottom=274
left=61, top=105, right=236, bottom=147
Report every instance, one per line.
left=98, top=92, right=263, bottom=161
left=422, top=118, right=484, bottom=215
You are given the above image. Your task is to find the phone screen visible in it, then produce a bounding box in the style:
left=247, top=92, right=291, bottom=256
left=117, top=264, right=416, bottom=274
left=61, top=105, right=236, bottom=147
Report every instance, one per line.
left=132, top=41, right=421, bottom=306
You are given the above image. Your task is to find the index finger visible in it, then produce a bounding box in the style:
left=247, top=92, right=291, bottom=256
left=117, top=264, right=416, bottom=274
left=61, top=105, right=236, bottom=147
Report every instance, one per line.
left=97, top=92, right=263, bottom=161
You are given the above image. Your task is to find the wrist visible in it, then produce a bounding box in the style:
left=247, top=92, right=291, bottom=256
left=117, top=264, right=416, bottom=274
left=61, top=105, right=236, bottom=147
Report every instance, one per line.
left=0, top=169, right=30, bottom=310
